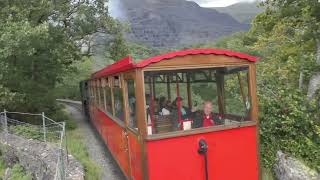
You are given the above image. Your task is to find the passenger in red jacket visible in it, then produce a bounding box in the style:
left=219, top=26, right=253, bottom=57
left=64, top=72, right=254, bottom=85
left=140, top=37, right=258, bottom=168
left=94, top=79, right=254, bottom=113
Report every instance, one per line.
left=193, top=101, right=224, bottom=128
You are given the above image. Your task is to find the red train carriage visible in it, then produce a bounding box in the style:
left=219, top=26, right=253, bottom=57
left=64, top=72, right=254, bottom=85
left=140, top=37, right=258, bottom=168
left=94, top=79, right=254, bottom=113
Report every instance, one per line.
left=81, top=49, right=260, bottom=180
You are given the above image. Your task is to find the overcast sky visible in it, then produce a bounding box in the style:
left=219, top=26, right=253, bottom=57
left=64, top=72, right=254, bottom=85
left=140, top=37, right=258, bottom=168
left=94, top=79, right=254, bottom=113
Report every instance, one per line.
left=188, top=0, right=258, bottom=7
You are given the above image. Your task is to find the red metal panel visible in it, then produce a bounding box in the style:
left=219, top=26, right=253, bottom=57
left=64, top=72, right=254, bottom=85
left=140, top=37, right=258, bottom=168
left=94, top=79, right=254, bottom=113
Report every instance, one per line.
left=93, top=56, right=135, bottom=78
left=128, top=131, right=143, bottom=180
left=135, top=49, right=258, bottom=68
left=146, top=126, right=259, bottom=180
left=90, top=107, right=130, bottom=178
left=92, top=49, right=258, bottom=79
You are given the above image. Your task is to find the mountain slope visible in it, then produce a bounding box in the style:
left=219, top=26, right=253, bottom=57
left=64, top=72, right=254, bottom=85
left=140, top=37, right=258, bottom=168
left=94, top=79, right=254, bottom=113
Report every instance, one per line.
left=115, top=0, right=249, bottom=48
left=212, top=1, right=263, bottom=24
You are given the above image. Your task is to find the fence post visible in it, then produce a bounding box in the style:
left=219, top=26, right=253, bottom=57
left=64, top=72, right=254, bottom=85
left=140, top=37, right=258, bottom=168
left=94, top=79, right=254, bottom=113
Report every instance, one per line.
left=3, top=109, right=8, bottom=134
left=42, top=112, right=46, bottom=142
left=59, top=129, right=65, bottom=180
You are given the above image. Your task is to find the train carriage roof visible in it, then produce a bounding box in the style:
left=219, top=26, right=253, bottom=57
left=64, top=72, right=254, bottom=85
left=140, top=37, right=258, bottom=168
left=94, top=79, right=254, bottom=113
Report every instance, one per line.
left=92, top=49, right=258, bottom=78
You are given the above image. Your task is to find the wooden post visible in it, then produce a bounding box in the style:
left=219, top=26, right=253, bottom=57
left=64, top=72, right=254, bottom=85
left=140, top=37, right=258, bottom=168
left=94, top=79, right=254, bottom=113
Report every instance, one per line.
left=237, top=72, right=247, bottom=108
left=42, top=112, right=46, bottom=142
left=121, top=74, right=130, bottom=125
left=134, top=69, right=149, bottom=180
left=187, top=74, right=192, bottom=108
left=215, top=71, right=225, bottom=114
left=3, top=109, right=7, bottom=134
left=248, top=64, right=260, bottom=180
left=110, top=78, right=115, bottom=116
left=248, top=65, right=258, bottom=121
left=152, top=76, right=156, bottom=99
left=135, top=70, right=147, bottom=137
left=166, top=75, right=171, bottom=101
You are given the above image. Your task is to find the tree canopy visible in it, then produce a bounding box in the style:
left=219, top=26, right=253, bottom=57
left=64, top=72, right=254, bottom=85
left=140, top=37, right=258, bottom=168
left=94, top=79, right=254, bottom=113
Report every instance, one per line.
left=0, top=0, right=127, bottom=113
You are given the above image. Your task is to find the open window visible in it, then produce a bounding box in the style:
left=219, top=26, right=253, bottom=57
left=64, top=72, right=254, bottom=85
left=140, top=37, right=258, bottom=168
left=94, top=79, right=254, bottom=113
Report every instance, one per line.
left=104, top=77, right=113, bottom=114
left=113, top=75, right=125, bottom=122
left=144, top=65, right=252, bottom=135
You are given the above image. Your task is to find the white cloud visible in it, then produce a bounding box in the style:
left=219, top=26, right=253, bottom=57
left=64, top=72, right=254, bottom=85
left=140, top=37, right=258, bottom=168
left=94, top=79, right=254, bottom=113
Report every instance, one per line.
left=188, top=0, right=258, bottom=7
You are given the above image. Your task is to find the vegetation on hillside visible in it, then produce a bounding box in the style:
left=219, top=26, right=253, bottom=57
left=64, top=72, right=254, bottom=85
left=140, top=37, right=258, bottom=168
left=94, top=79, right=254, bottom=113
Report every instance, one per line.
left=0, top=0, right=319, bottom=177
left=0, top=157, right=32, bottom=179
left=65, top=115, right=102, bottom=180
left=206, top=0, right=320, bottom=171
left=0, top=0, right=128, bottom=116
left=213, top=1, right=263, bottom=24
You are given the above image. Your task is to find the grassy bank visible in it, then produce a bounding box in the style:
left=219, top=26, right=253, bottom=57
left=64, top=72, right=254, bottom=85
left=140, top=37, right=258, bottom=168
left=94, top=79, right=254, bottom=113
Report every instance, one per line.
left=0, top=157, right=32, bottom=180
left=64, top=110, right=102, bottom=180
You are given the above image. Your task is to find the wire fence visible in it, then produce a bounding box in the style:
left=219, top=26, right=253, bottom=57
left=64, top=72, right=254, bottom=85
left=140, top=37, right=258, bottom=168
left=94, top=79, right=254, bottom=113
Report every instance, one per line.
left=0, top=109, right=66, bottom=180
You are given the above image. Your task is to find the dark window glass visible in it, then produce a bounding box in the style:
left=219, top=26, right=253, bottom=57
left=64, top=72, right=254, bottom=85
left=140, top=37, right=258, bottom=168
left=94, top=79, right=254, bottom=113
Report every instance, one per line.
left=114, top=87, right=124, bottom=121
left=105, top=87, right=112, bottom=113
left=127, top=80, right=137, bottom=129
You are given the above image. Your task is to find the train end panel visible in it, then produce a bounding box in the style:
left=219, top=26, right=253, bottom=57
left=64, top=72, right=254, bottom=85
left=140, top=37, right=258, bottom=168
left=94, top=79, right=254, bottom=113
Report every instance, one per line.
left=146, top=126, right=259, bottom=180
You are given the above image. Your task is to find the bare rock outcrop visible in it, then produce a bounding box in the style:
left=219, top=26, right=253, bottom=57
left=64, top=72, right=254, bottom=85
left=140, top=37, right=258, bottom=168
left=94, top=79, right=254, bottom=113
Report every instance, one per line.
left=113, top=0, right=249, bottom=48
left=274, top=151, right=319, bottom=180
left=0, top=132, right=84, bottom=180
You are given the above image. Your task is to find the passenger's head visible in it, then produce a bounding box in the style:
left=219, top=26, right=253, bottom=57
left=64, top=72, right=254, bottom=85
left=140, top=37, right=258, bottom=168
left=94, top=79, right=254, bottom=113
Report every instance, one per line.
left=174, top=97, right=184, bottom=107
left=203, top=101, right=213, bottom=115
left=153, top=98, right=160, bottom=111
left=165, top=100, right=171, bottom=107
left=159, top=96, right=166, bottom=107
left=145, top=94, right=151, bottom=105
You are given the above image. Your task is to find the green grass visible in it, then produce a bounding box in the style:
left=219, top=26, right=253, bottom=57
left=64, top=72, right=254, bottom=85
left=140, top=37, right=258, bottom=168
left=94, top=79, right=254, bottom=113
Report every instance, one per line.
left=0, top=158, right=6, bottom=177
left=10, top=164, right=32, bottom=180
left=0, top=157, right=32, bottom=180
left=65, top=111, right=102, bottom=180
left=262, top=168, right=275, bottom=180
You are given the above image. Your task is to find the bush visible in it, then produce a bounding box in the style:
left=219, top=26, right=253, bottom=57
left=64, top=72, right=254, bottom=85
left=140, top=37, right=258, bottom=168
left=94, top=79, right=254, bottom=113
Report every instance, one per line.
left=67, top=129, right=102, bottom=180
left=259, top=88, right=320, bottom=170
left=10, top=164, right=32, bottom=180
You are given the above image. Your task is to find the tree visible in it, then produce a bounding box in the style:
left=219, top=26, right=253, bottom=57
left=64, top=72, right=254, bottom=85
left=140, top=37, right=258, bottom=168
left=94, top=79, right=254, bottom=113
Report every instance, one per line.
left=247, top=0, right=320, bottom=170
left=253, top=0, right=320, bottom=100
left=0, top=0, right=119, bottom=113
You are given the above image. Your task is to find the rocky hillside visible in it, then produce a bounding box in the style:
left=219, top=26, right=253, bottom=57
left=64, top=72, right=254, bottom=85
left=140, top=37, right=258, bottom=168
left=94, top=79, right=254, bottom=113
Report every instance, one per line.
left=112, top=0, right=249, bottom=48
left=212, top=1, right=263, bottom=24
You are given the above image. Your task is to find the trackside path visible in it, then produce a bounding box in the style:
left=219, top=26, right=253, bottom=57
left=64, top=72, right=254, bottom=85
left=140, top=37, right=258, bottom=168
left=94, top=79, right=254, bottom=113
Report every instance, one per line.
left=65, top=105, right=126, bottom=180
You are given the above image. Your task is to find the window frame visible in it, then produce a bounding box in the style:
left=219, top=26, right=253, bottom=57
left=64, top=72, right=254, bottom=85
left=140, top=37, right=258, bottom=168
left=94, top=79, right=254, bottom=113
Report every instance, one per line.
left=141, top=63, right=258, bottom=139
left=123, top=73, right=139, bottom=134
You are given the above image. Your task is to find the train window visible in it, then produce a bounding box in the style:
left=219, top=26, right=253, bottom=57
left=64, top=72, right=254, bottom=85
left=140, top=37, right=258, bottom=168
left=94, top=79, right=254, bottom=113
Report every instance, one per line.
left=144, top=66, right=252, bottom=135
left=105, top=86, right=112, bottom=114
left=98, top=80, right=104, bottom=109
left=113, top=76, right=125, bottom=121
left=126, top=80, right=138, bottom=130
left=94, top=81, right=98, bottom=105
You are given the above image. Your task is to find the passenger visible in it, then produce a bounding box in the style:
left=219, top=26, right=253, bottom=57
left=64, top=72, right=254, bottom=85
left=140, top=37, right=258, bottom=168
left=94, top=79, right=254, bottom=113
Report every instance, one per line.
left=172, top=97, right=194, bottom=120
left=161, top=101, right=171, bottom=115
left=159, top=97, right=171, bottom=115
left=159, top=96, right=166, bottom=110
left=193, top=101, right=224, bottom=128
left=146, top=96, right=160, bottom=124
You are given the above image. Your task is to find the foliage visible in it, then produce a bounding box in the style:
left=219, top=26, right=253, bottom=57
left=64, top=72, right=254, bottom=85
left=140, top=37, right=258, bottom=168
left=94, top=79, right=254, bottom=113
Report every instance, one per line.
left=206, top=0, right=320, bottom=171
left=107, top=31, right=131, bottom=62
left=0, top=0, right=121, bottom=114
left=0, top=158, right=6, bottom=177
left=0, top=157, right=32, bottom=179
left=10, top=125, right=43, bottom=141
left=10, top=164, right=32, bottom=180
left=259, top=89, right=320, bottom=169
left=54, top=57, right=93, bottom=100
left=128, top=42, right=162, bottom=62
left=67, top=123, right=102, bottom=180
left=250, top=0, right=320, bottom=170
